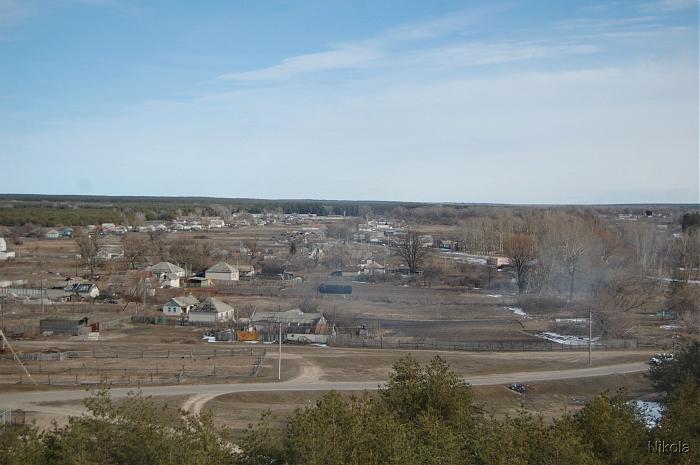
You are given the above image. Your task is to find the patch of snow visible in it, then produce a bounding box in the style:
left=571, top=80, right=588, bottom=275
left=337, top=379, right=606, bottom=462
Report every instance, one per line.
left=202, top=336, right=216, bottom=343
left=536, top=332, right=599, bottom=346
left=659, top=325, right=682, bottom=330
left=507, top=306, right=528, bottom=318
left=629, top=400, right=663, bottom=428
left=439, top=251, right=488, bottom=265
left=487, top=294, right=502, bottom=298
left=311, top=343, right=328, bottom=348
left=555, top=318, right=588, bottom=326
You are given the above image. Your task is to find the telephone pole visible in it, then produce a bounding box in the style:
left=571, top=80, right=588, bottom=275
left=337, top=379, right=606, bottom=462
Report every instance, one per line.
left=278, top=322, right=282, bottom=380
left=588, top=307, right=592, bottom=366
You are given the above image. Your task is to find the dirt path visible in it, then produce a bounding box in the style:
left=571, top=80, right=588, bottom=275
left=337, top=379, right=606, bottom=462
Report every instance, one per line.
left=2, top=361, right=648, bottom=423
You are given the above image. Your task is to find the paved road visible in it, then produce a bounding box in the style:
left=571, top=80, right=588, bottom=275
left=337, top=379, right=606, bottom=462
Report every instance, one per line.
left=0, top=362, right=648, bottom=415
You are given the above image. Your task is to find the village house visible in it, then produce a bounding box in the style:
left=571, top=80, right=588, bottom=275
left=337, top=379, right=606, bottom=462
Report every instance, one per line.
left=97, top=245, right=124, bottom=260
left=249, top=308, right=333, bottom=343
left=162, top=294, right=199, bottom=317
left=148, top=262, right=186, bottom=288
left=189, top=297, right=235, bottom=323
left=359, top=259, right=386, bottom=275
left=64, top=282, right=100, bottom=299
left=205, top=262, right=240, bottom=281
left=45, top=229, right=60, bottom=239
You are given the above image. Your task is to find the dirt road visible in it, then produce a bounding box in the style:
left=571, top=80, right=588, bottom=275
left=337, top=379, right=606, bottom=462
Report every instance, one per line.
left=0, top=362, right=648, bottom=417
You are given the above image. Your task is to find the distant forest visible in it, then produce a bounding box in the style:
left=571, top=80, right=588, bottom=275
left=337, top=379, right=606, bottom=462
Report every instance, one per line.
left=0, top=194, right=696, bottom=227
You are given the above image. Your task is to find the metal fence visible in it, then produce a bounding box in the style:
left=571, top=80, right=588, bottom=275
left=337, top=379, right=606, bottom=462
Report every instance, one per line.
left=329, top=335, right=664, bottom=352
left=0, top=347, right=265, bottom=362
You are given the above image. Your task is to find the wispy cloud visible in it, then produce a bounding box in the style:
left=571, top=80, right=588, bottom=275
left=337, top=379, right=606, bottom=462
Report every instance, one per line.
left=654, top=0, right=697, bottom=11
left=639, top=0, right=698, bottom=13
left=218, top=46, right=382, bottom=81
left=216, top=4, right=686, bottom=85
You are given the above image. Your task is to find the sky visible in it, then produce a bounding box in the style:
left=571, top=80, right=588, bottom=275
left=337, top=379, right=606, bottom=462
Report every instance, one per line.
left=1, top=0, right=698, bottom=204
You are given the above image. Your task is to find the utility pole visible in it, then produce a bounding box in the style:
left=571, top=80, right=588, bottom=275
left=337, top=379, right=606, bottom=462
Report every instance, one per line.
left=0, top=301, right=4, bottom=350
left=41, top=279, right=45, bottom=314
left=278, top=322, right=282, bottom=381
left=588, top=307, right=592, bottom=366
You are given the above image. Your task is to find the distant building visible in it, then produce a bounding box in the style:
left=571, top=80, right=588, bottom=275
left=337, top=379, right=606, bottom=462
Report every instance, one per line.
left=183, top=276, right=213, bottom=288
left=237, top=264, right=256, bottom=277
left=487, top=256, right=511, bottom=268
left=148, top=262, right=186, bottom=288
left=250, top=308, right=333, bottom=343
left=205, top=262, right=240, bottom=281
left=40, top=318, right=83, bottom=336
left=96, top=245, right=124, bottom=260
left=0, top=237, right=15, bottom=261
left=45, top=229, right=60, bottom=239
left=162, top=294, right=199, bottom=317
left=359, top=259, right=385, bottom=275
left=189, top=298, right=235, bottom=323
left=63, top=283, right=100, bottom=299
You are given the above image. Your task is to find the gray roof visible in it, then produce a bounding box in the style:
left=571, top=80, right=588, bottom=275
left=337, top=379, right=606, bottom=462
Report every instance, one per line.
left=191, top=297, right=234, bottom=315
left=149, top=262, right=185, bottom=274
left=251, top=308, right=322, bottom=325
left=169, top=295, right=199, bottom=307
left=206, top=262, right=238, bottom=273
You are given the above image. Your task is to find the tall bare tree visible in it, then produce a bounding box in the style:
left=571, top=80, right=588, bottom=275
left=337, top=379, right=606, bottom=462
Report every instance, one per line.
left=122, top=235, right=148, bottom=270
left=393, top=231, right=428, bottom=274
left=75, top=231, right=100, bottom=274
left=503, top=234, right=536, bottom=294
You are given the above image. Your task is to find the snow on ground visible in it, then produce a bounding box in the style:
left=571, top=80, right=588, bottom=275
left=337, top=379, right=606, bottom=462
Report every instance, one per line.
left=648, top=276, right=700, bottom=285
left=659, top=325, right=682, bottom=330
left=629, top=400, right=663, bottom=428
left=555, top=318, right=588, bottom=326
left=487, top=294, right=503, bottom=298
left=506, top=306, right=528, bottom=318
left=439, top=250, right=488, bottom=265
left=536, top=332, right=600, bottom=346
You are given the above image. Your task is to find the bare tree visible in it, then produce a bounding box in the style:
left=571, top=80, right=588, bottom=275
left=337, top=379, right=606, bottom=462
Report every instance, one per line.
left=122, top=235, right=148, bottom=269
left=75, top=231, right=100, bottom=274
left=148, top=230, right=169, bottom=261
left=393, top=231, right=429, bottom=274
left=503, top=234, right=536, bottom=294
left=559, top=235, right=587, bottom=302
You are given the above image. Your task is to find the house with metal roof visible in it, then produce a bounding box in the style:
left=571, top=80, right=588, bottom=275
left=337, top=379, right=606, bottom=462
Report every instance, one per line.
left=205, top=262, right=240, bottom=281
left=189, top=297, right=235, bottom=323
left=162, top=294, right=199, bottom=317
left=63, top=282, right=100, bottom=299
left=249, top=308, right=333, bottom=343
left=148, top=262, right=186, bottom=288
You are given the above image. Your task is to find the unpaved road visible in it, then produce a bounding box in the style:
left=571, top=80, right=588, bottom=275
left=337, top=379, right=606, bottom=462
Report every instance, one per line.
left=0, top=362, right=648, bottom=416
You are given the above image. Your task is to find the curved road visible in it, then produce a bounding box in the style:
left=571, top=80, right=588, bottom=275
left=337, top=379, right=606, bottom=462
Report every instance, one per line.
left=0, top=362, right=648, bottom=416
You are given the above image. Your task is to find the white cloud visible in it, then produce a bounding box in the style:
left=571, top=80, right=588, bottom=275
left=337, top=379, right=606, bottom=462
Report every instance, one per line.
left=217, top=46, right=381, bottom=81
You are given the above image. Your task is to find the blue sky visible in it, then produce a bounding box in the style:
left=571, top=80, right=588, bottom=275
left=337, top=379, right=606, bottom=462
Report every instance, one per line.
left=1, top=0, right=698, bottom=203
